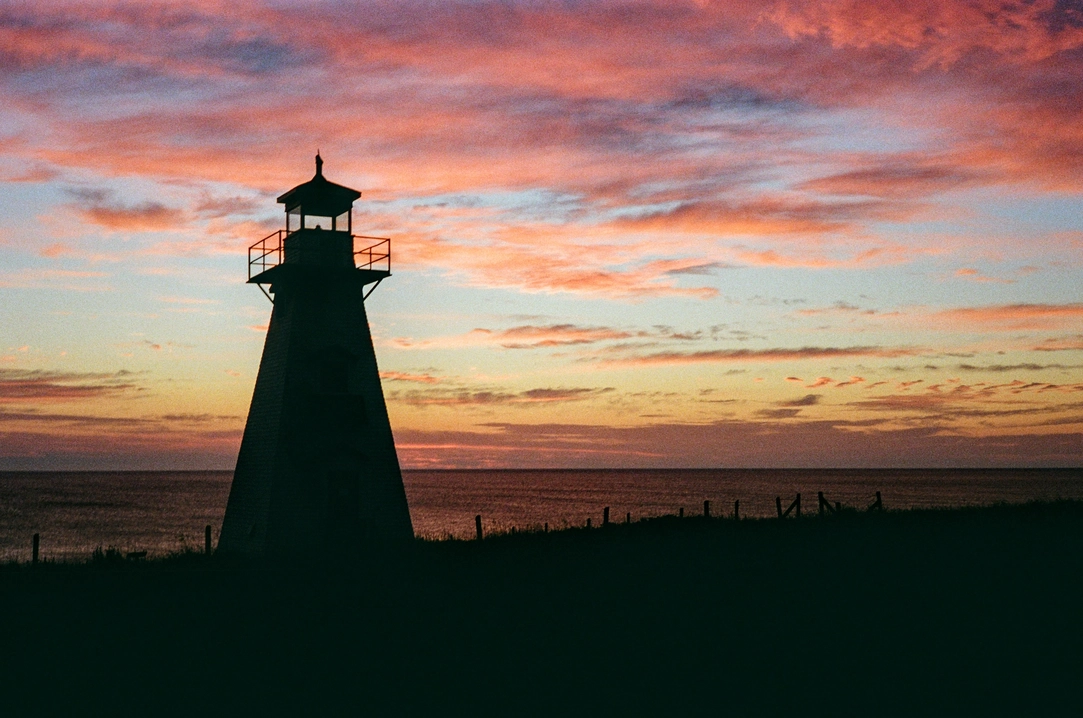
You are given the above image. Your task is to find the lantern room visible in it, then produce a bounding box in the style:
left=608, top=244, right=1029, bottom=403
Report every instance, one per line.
left=247, top=155, right=391, bottom=302
left=277, top=153, right=361, bottom=234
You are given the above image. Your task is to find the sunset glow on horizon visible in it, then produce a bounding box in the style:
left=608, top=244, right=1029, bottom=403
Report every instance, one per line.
left=1, top=0, right=1081, bottom=469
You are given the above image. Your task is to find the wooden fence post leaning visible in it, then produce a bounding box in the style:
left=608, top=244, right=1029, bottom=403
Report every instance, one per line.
left=779, top=494, right=801, bottom=519
left=32, top=533, right=39, bottom=564
left=475, top=514, right=483, bottom=541
left=818, top=492, right=839, bottom=517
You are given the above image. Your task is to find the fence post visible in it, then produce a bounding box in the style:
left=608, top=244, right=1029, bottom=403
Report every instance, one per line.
left=819, top=491, right=826, bottom=517
left=776, top=496, right=783, bottom=519
left=679, top=508, right=684, bottom=518
left=836, top=501, right=842, bottom=514
left=586, top=518, right=592, bottom=529
left=626, top=512, right=631, bottom=524
left=603, top=507, right=610, bottom=526
left=32, top=533, right=39, bottom=565
left=734, top=500, right=740, bottom=521
left=544, top=522, right=548, bottom=533
left=204, top=525, right=212, bottom=556
left=475, top=515, right=483, bottom=541
left=795, top=493, right=801, bottom=518
left=704, top=500, right=710, bottom=518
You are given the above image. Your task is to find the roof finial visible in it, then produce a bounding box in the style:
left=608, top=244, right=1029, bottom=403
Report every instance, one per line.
left=315, top=151, right=323, bottom=178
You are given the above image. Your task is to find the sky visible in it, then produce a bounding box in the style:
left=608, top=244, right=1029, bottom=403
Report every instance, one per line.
left=0, top=0, right=1081, bottom=470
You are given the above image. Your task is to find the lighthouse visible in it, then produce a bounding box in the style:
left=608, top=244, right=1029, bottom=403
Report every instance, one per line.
left=219, top=155, right=413, bottom=558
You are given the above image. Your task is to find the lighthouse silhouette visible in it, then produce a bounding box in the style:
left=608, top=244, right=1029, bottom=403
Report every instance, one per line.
left=219, top=155, right=413, bottom=558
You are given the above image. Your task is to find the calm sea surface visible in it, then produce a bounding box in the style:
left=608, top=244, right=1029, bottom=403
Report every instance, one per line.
left=1, top=468, right=1081, bottom=561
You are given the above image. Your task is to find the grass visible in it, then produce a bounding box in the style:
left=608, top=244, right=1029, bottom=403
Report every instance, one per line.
left=2, top=500, right=1083, bottom=714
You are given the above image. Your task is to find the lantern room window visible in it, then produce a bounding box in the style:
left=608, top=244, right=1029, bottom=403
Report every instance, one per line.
left=334, top=210, right=351, bottom=233
left=304, top=214, right=328, bottom=231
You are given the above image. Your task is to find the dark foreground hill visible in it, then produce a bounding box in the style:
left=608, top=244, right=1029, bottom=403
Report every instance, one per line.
left=3, top=502, right=1083, bottom=715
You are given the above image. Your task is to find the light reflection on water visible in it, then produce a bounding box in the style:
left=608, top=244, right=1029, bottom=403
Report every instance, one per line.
left=1, top=468, right=1081, bottom=560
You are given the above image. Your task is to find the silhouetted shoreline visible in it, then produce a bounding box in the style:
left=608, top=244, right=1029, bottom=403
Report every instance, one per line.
left=3, top=500, right=1082, bottom=714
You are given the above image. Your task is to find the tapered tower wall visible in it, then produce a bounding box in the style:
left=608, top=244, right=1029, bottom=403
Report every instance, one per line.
left=220, top=237, right=412, bottom=558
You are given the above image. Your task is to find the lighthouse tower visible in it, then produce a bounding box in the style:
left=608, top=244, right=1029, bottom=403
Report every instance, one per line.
left=219, top=155, right=413, bottom=558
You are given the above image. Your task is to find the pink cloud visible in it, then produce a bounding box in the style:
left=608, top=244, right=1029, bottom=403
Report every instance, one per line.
left=767, top=0, right=1083, bottom=67
left=392, top=418, right=1082, bottom=469
left=389, top=386, right=614, bottom=407
left=0, top=369, right=143, bottom=403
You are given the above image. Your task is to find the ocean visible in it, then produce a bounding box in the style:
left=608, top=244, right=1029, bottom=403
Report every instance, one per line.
left=1, top=468, right=1081, bottom=561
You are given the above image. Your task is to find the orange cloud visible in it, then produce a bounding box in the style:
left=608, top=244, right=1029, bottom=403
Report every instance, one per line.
left=379, top=371, right=442, bottom=384
left=401, top=235, right=719, bottom=299
left=953, top=268, right=1014, bottom=284
left=80, top=202, right=184, bottom=231
left=1033, top=336, right=1083, bottom=352
left=598, top=346, right=918, bottom=367
left=393, top=324, right=636, bottom=350
left=39, top=243, right=72, bottom=258
left=931, top=304, right=1083, bottom=331
left=489, top=324, right=635, bottom=349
